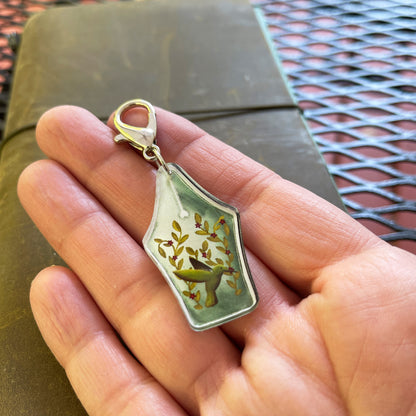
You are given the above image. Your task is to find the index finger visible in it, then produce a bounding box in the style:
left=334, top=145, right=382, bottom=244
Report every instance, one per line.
left=36, top=104, right=382, bottom=297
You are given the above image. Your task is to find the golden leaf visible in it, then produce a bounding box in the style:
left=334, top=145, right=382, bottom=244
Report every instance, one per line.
left=224, top=223, right=230, bottom=236
left=183, top=290, right=190, bottom=297
left=235, top=289, right=242, bottom=296
left=229, top=253, right=234, bottom=262
left=216, top=258, right=224, bottom=265
left=177, top=258, right=184, bottom=270
left=169, top=256, right=176, bottom=267
left=202, top=240, right=208, bottom=252
left=179, top=234, right=189, bottom=244
left=154, top=238, right=163, bottom=243
left=223, top=238, right=229, bottom=248
left=227, top=280, right=236, bottom=289
left=196, top=230, right=208, bottom=235
left=158, top=246, right=166, bottom=258
left=213, top=223, right=220, bottom=232
left=186, top=247, right=195, bottom=256
left=172, top=232, right=178, bottom=241
left=216, top=246, right=226, bottom=253
left=195, top=213, right=202, bottom=224
left=172, top=220, right=182, bottom=232
left=195, top=290, right=201, bottom=302
left=177, top=246, right=184, bottom=255
left=204, top=220, right=209, bottom=231
left=189, top=282, right=196, bottom=290
left=234, top=271, right=240, bottom=279
left=194, top=304, right=203, bottom=310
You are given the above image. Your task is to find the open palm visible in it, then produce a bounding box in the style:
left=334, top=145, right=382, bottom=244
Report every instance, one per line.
left=18, top=106, right=416, bottom=415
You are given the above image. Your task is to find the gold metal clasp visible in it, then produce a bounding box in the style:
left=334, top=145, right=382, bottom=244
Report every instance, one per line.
left=113, top=99, right=157, bottom=152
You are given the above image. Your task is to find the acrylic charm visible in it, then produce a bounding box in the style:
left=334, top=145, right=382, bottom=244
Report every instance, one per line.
left=143, top=164, right=258, bottom=330
left=114, top=99, right=258, bottom=331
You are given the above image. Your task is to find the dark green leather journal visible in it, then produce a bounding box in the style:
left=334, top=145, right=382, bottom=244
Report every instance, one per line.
left=0, top=1, right=343, bottom=414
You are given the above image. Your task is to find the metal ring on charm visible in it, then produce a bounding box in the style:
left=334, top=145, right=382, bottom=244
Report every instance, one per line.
left=143, top=144, right=171, bottom=174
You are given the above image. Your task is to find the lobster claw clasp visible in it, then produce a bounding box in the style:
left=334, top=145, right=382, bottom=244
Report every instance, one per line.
left=113, top=99, right=157, bottom=152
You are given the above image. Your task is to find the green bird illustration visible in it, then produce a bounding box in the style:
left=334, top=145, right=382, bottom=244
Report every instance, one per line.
left=174, top=257, right=229, bottom=307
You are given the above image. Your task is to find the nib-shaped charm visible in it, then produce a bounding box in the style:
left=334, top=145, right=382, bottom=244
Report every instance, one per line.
left=143, top=164, right=258, bottom=331
left=113, top=99, right=258, bottom=331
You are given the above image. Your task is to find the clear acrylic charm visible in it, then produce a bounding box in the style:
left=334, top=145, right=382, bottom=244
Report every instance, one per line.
left=114, top=99, right=258, bottom=331
left=143, top=164, right=258, bottom=331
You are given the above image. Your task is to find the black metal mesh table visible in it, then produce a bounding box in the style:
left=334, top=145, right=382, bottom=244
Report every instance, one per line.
left=1, top=0, right=415, bottom=253
left=256, top=0, right=416, bottom=253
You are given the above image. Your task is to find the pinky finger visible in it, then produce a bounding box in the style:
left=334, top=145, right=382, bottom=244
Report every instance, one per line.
left=30, top=266, right=185, bottom=416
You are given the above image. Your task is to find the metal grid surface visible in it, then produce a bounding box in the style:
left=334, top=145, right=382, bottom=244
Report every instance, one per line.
left=0, top=0, right=415, bottom=253
left=256, top=0, right=416, bottom=252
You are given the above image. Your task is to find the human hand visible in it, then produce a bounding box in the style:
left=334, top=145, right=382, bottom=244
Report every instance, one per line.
left=18, top=105, right=416, bottom=415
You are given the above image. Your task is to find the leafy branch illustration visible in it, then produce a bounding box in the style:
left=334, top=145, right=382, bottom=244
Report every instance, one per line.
left=189, top=213, right=242, bottom=296
left=154, top=220, right=203, bottom=309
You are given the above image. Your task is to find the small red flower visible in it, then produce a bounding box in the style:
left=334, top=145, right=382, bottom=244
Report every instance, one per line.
left=228, top=267, right=235, bottom=273
left=202, top=252, right=207, bottom=258
left=210, top=233, right=217, bottom=238
left=195, top=222, right=201, bottom=228
left=189, top=293, right=196, bottom=300
left=225, top=249, right=231, bottom=255
left=167, top=240, right=174, bottom=246
left=172, top=255, right=178, bottom=261
left=220, top=219, right=226, bottom=225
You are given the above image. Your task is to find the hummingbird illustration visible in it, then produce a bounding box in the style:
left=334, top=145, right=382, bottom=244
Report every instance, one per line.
left=174, top=257, right=229, bottom=307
